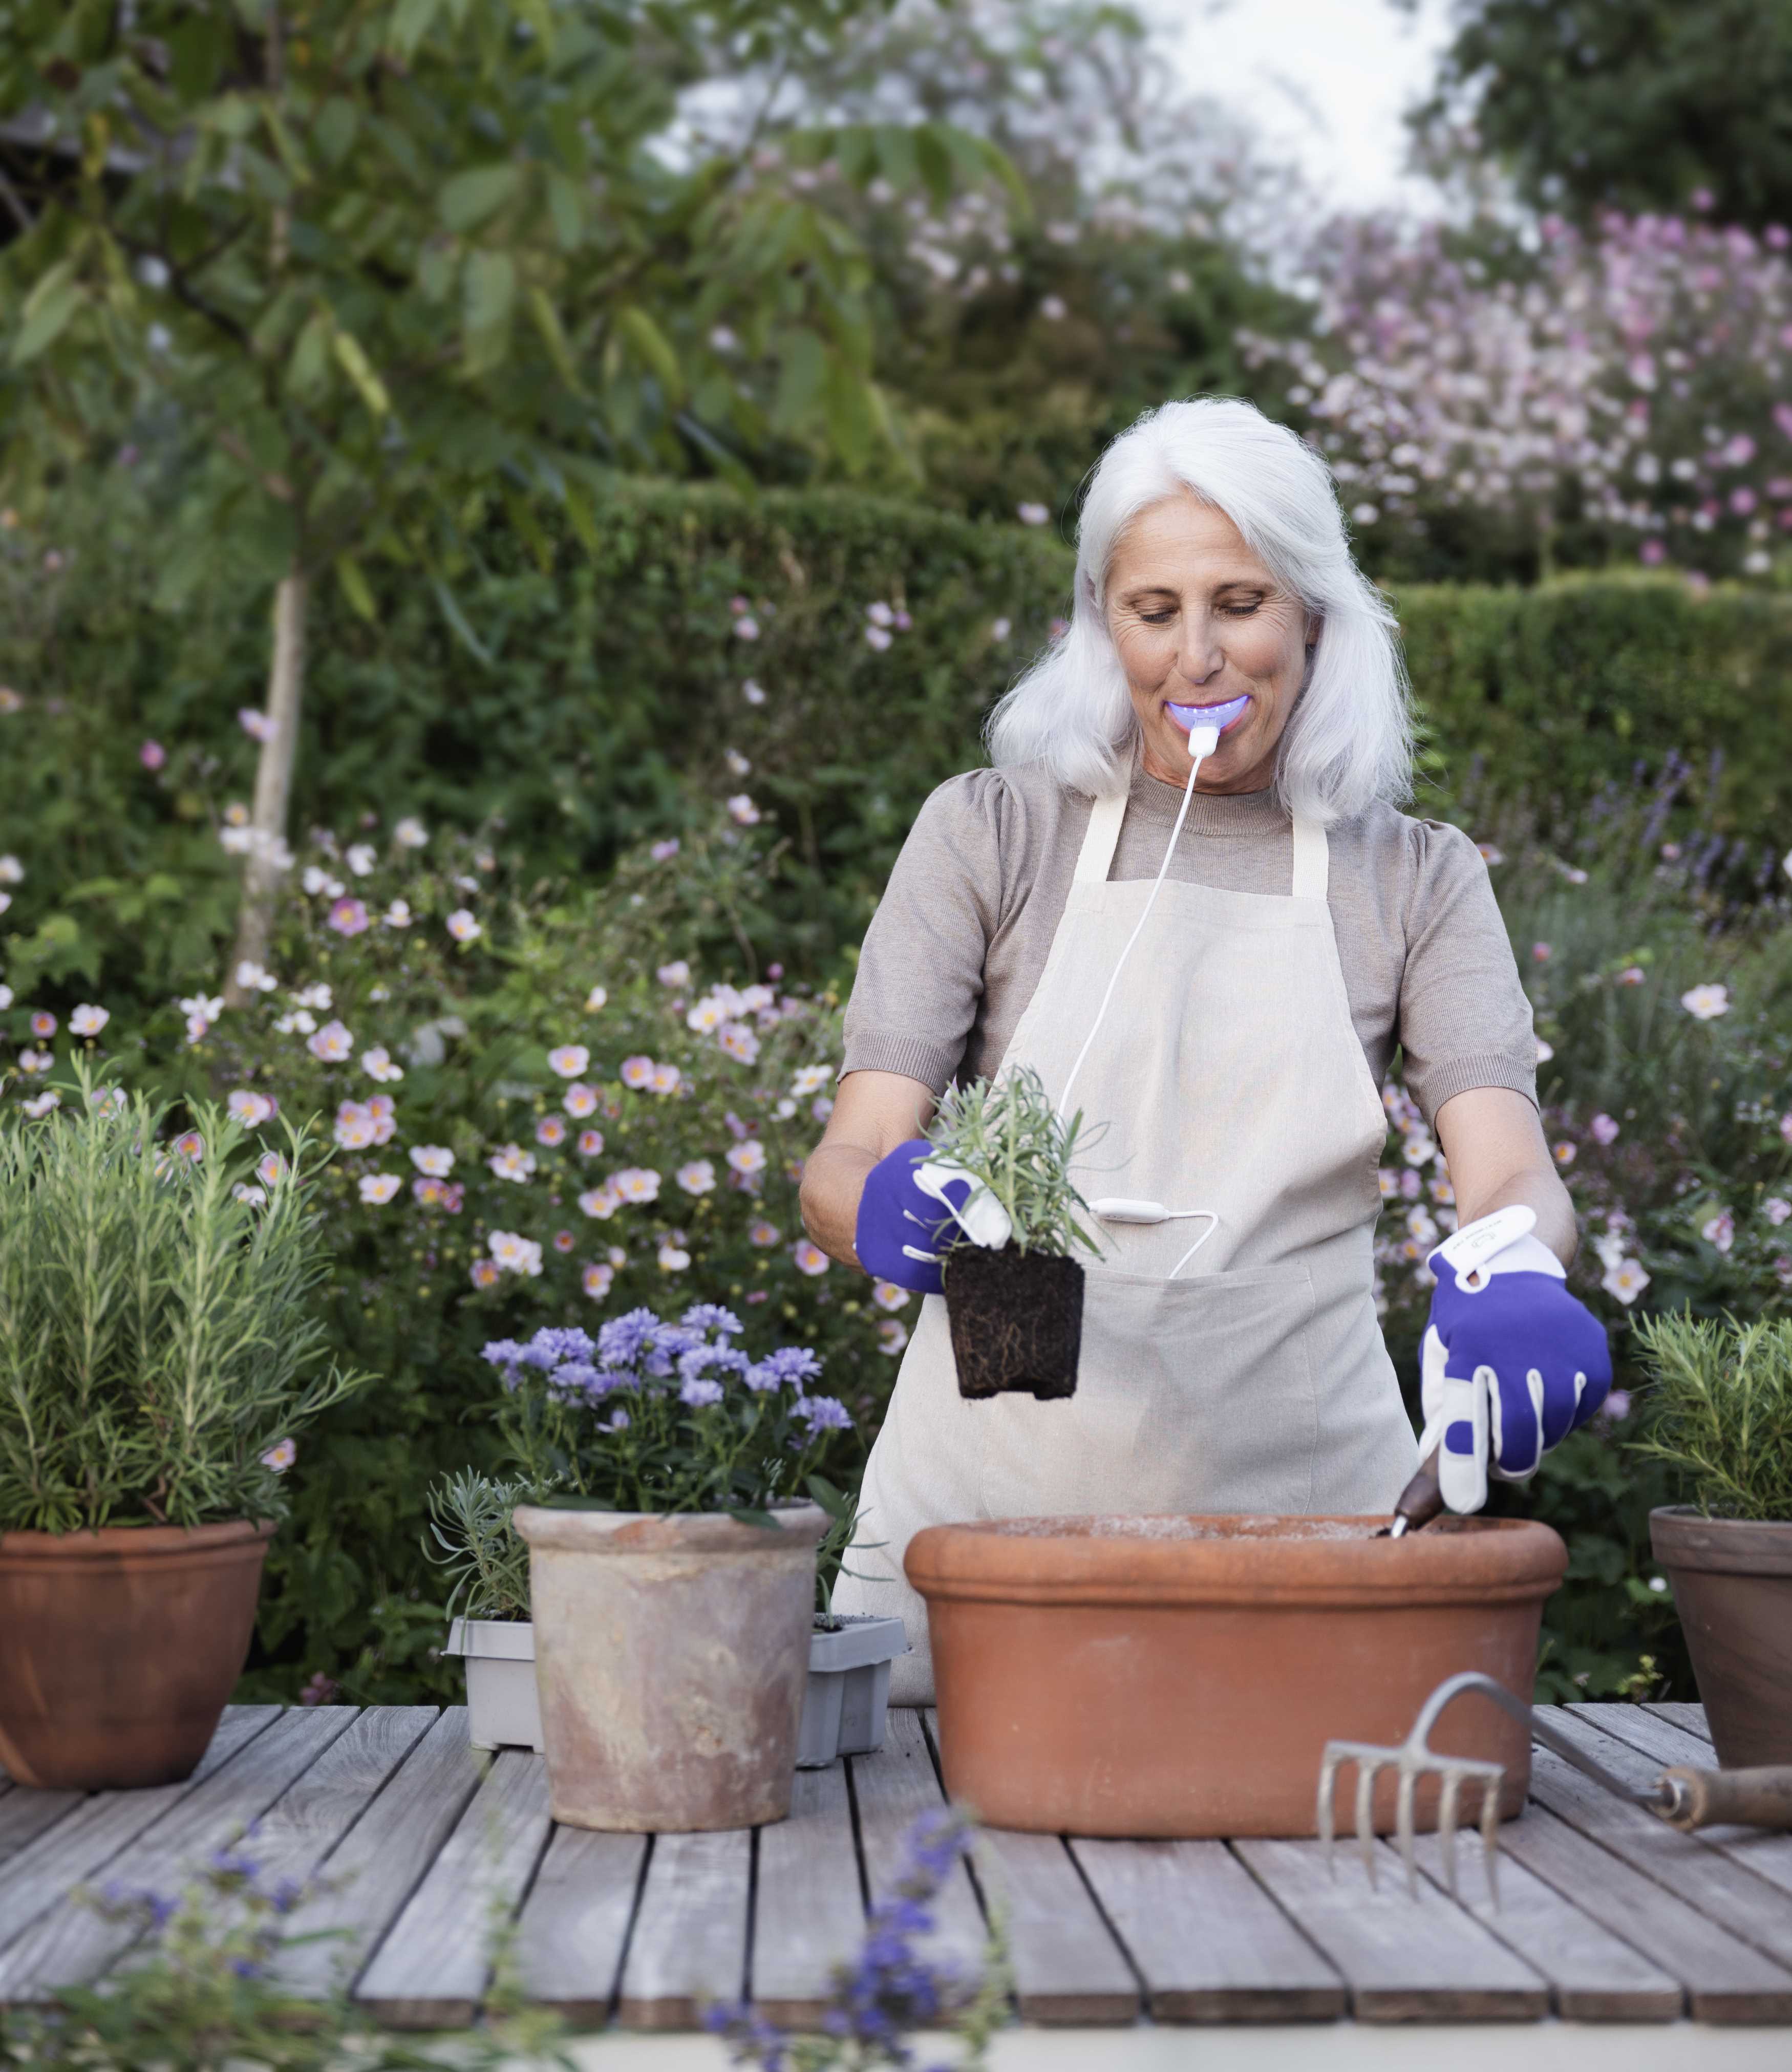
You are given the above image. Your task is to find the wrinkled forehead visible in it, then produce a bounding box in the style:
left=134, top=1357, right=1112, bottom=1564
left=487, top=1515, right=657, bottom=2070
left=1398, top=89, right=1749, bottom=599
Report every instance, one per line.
left=1097, top=492, right=1284, bottom=603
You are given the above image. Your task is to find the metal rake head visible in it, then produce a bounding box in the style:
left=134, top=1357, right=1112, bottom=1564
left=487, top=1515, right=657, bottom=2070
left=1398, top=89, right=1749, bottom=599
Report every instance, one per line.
left=1317, top=1670, right=1528, bottom=1908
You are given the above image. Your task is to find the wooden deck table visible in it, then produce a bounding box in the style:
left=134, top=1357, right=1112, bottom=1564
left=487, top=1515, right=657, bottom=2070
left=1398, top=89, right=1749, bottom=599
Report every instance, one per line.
left=4, top=1699, right=1791, bottom=2056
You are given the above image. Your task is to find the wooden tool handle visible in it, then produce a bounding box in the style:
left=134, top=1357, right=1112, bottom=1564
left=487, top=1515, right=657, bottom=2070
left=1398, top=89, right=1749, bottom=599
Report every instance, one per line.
left=1656, top=1765, right=1792, bottom=1833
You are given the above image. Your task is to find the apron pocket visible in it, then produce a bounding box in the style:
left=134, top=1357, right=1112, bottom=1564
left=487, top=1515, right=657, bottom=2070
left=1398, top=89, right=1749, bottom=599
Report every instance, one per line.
left=977, top=1262, right=1320, bottom=1519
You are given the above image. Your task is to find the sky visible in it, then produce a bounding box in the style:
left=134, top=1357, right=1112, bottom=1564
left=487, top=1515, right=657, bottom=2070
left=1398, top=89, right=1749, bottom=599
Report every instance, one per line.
left=1171, top=0, right=1457, bottom=217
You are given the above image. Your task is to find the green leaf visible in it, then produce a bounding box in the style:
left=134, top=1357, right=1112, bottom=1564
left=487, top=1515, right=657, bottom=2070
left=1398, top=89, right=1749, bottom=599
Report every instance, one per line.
left=335, top=553, right=377, bottom=624
left=286, top=308, right=333, bottom=398
left=913, top=123, right=954, bottom=209
left=314, top=97, right=359, bottom=167
left=616, top=306, right=683, bottom=402
left=430, top=575, right=492, bottom=665
left=169, top=14, right=226, bottom=100
left=463, top=250, right=516, bottom=338
left=387, top=0, right=443, bottom=62
left=11, top=262, right=84, bottom=366
left=438, top=163, right=522, bottom=236
left=331, top=329, right=390, bottom=418
left=875, top=124, right=919, bottom=194
left=525, top=287, right=581, bottom=391
left=417, top=245, right=458, bottom=305
left=560, top=476, right=600, bottom=560
left=545, top=170, right=583, bottom=251
left=772, top=329, right=826, bottom=432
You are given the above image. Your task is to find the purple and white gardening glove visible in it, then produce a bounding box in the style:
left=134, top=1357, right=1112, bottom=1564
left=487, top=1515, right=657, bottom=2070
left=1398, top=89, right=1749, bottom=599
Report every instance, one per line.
left=854, top=1138, right=1012, bottom=1294
left=1420, top=1205, right=1612, bottom=1514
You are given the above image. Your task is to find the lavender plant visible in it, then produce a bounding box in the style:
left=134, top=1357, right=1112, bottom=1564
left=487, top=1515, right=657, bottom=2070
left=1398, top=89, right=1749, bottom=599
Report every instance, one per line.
left=923, top=1067, right=1100, bottom=1258
left=708, top=1806, right=1009, bottom=2071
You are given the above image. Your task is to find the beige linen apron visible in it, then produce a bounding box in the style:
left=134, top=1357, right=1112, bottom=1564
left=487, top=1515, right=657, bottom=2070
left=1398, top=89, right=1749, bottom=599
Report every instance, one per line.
left=834, top=789, right=1419, bottom=1703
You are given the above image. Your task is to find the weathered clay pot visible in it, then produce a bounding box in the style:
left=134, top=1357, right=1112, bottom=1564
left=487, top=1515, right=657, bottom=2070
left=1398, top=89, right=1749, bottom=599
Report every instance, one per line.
left=1651, top=1507, right=1792, bottom=1767
left=0, top=1519, right=274, bottom=1789
left=909, top=1513, right=1565, bottom=1837
left=943, top=1246, right=1083, bottom=1399
left=514, top=1503, right=827, bottom=1831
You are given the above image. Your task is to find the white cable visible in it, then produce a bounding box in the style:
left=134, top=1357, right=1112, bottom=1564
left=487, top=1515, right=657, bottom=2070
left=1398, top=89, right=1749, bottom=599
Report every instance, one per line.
left=1057, top=730, right=1214, bottom=1122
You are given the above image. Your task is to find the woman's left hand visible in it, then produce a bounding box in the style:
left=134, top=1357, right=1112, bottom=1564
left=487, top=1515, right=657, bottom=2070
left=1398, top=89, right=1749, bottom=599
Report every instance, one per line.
left=1419, top=1205, right=1612, bottom=1514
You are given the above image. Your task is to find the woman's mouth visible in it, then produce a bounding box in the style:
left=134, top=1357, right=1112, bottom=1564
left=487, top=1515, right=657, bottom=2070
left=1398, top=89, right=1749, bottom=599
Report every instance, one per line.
left=1165, top=693, right=1251, bottom=736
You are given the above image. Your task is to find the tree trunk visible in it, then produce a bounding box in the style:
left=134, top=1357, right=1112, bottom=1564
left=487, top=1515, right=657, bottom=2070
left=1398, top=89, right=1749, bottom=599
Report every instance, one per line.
left=225, top=564, right=307, bottom=1003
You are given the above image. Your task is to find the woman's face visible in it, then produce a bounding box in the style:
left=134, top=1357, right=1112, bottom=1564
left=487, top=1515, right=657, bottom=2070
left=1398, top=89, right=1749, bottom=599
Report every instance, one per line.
left=1104, top=495, right=1317, bottom=793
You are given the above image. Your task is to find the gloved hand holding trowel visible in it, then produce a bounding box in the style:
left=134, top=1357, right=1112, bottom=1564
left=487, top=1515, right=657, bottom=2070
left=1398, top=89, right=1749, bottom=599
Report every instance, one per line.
left=1388, top=1203, right=1613, bottom=1534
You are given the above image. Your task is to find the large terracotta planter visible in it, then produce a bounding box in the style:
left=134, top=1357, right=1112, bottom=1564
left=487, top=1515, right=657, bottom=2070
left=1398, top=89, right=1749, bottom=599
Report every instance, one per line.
left=514, top=1502, right=827, bottom=1832
left=0, top=1519, right=274, bottom=1789
left=1651, top=1507, right=1792, bottom=1767
left=909, top=1513, right=1566, bottom=1838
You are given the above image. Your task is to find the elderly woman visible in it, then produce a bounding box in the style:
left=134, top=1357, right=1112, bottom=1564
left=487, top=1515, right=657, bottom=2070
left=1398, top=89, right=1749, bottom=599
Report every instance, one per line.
left=801, top=399, right=1609, bottom=1703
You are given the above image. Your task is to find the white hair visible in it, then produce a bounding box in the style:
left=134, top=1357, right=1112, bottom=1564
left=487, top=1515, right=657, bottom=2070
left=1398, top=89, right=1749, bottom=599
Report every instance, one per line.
left=986, top=397, right=1413, bottom=825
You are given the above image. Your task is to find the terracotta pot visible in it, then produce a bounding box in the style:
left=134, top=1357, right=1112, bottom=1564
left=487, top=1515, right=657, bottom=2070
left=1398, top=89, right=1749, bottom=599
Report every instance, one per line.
left=0, top=1519, right=274, bottom=1789
left=1651, top=1507, right=1792, bottom=1767
left=943, top=1246, right=1083, bottom=1399
left=909, top=1513, right=1565, bottom=1838
left=514, top=1503, right=827, bottom=1831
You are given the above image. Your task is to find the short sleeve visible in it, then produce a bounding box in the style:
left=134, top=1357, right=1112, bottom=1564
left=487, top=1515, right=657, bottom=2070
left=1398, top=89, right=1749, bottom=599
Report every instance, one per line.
left=1397, top=822, right=1539, bottom=1123
left=840, top=772, right=1008, bottom=1095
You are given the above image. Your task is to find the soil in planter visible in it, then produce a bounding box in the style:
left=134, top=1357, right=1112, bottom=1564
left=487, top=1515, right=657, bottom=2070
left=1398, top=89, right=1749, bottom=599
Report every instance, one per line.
left=944, top=1245, right=1084, bottom=1400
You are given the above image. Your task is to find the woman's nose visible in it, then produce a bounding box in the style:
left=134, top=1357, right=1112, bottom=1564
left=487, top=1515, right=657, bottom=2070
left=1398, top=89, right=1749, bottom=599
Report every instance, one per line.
left=1177, top=617, right=1224, bottom=685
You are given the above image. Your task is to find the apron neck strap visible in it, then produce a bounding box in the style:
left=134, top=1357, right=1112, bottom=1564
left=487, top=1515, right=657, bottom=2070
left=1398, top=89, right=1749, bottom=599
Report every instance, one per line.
left=1291, top=816, right=1329, bottom=900
left=1075, top=792, right=1332, bottom=901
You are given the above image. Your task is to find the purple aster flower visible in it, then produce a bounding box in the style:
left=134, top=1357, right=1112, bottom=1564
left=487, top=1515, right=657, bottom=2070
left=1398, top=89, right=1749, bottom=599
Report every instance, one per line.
left=796, top=1394, right=851, bottom=1433
left=761, top=1344, right=823, bottom=1386
left=598, top=1307, right=663, bottom=1368
left=480, top=1338, right=527, bottom=1369
left=549, top=1361, right=605, bottom=1401
left=681, top=1302, right=743, bottom=1336
left=680, top=1376, right=725, bottom=1408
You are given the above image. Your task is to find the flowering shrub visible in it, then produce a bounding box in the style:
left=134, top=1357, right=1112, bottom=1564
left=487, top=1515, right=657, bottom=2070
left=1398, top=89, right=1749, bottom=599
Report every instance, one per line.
left=482, top=1306, right=851, bottom=1516
left=1246, top=208, right=1792, bottom=582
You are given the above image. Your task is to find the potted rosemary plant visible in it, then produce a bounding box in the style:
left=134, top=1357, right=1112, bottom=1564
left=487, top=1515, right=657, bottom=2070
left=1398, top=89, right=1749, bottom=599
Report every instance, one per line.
left=924, top=1066, right=1100, bottom=1399
left=476, top=1307, right=873, bottom=1829
left=1636, top=1312, right=1792, bottom=1766
left=426, top=1470, right=541, bottom=1753
left=0, top=1071, right=369, bottom=1789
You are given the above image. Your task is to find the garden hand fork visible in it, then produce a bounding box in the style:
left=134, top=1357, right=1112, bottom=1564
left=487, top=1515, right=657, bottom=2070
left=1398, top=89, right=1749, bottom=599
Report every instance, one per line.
left=1319, top=1669, right=1792, bottom=1910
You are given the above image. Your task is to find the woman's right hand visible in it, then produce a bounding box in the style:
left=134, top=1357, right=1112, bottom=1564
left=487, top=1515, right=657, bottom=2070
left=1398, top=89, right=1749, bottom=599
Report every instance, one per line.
left=798, top=1070, right=937, bottom=1277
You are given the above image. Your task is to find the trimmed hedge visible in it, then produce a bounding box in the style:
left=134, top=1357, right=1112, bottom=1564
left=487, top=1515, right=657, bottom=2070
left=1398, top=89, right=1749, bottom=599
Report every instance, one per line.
left=4, top=479, right=1790, bottom=1016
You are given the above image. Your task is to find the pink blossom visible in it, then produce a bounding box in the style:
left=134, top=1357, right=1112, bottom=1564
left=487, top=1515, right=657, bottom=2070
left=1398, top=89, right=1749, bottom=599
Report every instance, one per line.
left=547, top=1044, right=590, bottom=1079
left=563, top=1083, right=599, bottom=1118
left=306, top=1019, right=354, bottom=1062
left=650, top=839, right=680, bottom=862
left=793, top=1239, right=829, bottom=1276
left=583, top=1262, right=614, bottom=1300
left=1531, top=942, right=1551, bottom=963
left=327, top=896, right=370, bottom=937
left=1590, top=1114, right=1620, bottom=1146
left=620, top=1055, right=655, bottom=1090
left=1701, top=1209, right=1735, bottom=1253
left=139, top=740, right=166, bottom=770
left=577, top=1127, right=605, bottom=1157
left=536, top=1115, right=567, bottom=1147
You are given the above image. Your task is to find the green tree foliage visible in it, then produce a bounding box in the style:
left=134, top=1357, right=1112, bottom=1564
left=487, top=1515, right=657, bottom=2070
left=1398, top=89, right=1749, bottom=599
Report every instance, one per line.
left=1407, top=0, right=1792, bottom=230
left=0, top=0, right=1012, bottom=985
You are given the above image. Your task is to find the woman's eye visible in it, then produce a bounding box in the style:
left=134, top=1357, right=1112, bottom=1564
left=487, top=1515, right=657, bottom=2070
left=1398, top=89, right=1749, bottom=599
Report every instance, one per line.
left=1138, top=609, right=1176, bottom=625
left=1222, top=600, right=1262, bottom=616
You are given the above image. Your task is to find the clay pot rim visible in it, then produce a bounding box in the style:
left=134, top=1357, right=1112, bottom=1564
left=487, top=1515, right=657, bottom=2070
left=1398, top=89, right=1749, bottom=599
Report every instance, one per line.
left=0, top=1518, right=276, bottom=1561
left=513, top=1500, right=828, bottom=1554
left=906, top=1512, right=1567, bottom=1606
left=1651, top=1503, right=1792, bottom=1577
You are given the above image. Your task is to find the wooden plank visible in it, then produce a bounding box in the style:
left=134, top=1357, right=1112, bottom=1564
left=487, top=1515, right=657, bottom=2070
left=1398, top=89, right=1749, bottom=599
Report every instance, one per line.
left=615, top=1829, right=751, bottom=2031
left=0, top=1787, right=85, bottom=1869
left=0, top=1705, right=278, bottom=1968
left=0, top=1707, right=352, bottom=2005
left=850, top=1711, right=986, bottom=1980
left=273, top=1707, right=486, bottom=1997
left=1406, top=1823, right=1684, bottom=2020
left=1501, top=1764, right=1792, bottom=2022
left=353, top=1748, right=551, bottom=2029
left=974, top=1830, right=1140, bottom=2025
left=751, top=1760, right=865, bottom=2030
left=1561, top=1704, right=1792, bottom=1903
left=512, top=1826, right=648, bottom=2025
left=1230, top=1835, right=1548, bottom=2021
left=1646, top=1701, right=1713, bottom=1742
left=1070, top=1837, right=1340, bottom=2023
left=1536, top=1711, right=1792, bottom=1951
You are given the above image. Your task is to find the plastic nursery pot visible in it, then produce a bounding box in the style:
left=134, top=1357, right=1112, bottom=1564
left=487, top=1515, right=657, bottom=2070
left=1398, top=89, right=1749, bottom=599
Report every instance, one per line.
left=797, top=1613, right=909, bottom=1769
left=514, top=1502, right=828, bottom=1832
left=908, top=1513, right=1566, bottom=1838
left=443, top=1617, right=544, bottom=1754
left=0, top=1519, right=275, bottom=1790
left=1650, top=1507, right=1792, bottom=1767
left=943, top=1245, right=1084, bottom=1400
